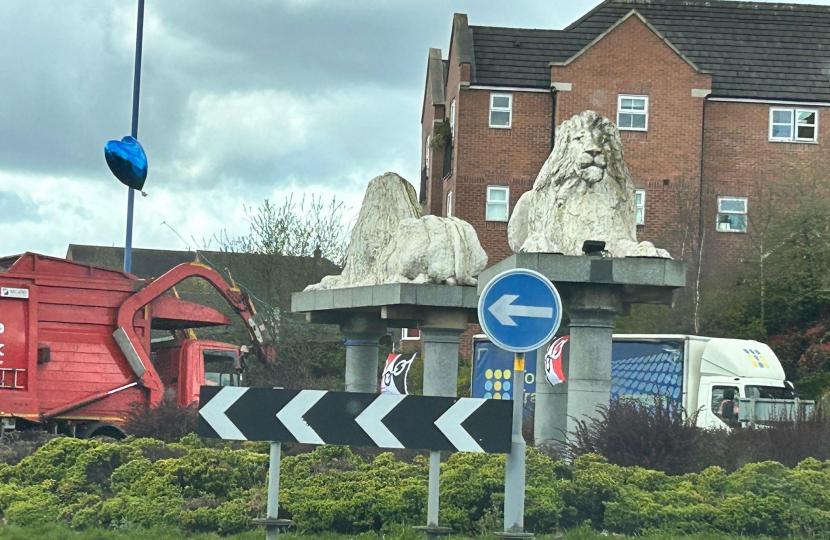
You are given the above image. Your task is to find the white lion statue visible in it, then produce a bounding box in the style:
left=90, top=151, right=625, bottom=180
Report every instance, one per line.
left=508, top=111, right=670, bottom=258
left=306, top=172, right=488, bottom=290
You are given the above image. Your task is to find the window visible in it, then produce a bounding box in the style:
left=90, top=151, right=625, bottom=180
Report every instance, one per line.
left=204, top=350, right=240, bottom=387
left=635, top=189, right=646, bottom=225
left=769, top=107, right=818, bottom=142
left=617, top=95, right=648, bottom=131
left=450, top=99, right=456, bottom=137
left=446, top=190, right=453, bottom=217
left=711, top=386, right=741, bottom=422
left=425, top=135, right=431, bottom=171
left=717, top=196, right=748, bottom=233
left=486, top=186, right=509, bottom=221
left=489, top=93, right=512, bottom=128
left=401, top=328, right=420, bottom=340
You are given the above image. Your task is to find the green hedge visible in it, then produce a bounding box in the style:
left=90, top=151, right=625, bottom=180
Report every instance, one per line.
left=1, top=436, right=830, bottom=537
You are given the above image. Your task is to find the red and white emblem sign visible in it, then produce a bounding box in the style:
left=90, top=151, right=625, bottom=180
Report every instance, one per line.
left=544, top=336, right=568, bottom=387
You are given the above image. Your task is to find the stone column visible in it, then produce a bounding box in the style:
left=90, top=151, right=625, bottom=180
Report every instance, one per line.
left=533, top=341, right=569, bottom=447
left=420, top=309, right=469, bottom=398
left=341, top=316, right=387, bottom=393
left=563, top=285, right=623, bottom=442
left=418, top=309, right=468, bottom=538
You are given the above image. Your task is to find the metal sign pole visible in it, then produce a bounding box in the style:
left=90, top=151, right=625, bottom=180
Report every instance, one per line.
left=501, top=352, right=530, bottom=538
left=255, top=441, right=292, bottom=539
left=124, top=0, right=144, bottom=274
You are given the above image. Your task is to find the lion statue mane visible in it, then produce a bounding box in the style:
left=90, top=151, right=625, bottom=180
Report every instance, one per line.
left=508, top=110, right=670, bottom=258
left=306, top=172, right=488, bottom=290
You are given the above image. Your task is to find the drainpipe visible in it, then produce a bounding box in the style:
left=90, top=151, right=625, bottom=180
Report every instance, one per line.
left=694, top=96, right=708, bottom=333
left=550, top=87, right=558, bottom=150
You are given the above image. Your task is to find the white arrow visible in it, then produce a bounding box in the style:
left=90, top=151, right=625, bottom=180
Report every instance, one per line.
left=488, top=294, right=553, bottom=326
left=434, top=398, right=486, bottom=453
left=355, top=394, right=406, bottom=448
left=199, top=387, right=249, bottom=440
left=276, top=390, right=326, bottom=445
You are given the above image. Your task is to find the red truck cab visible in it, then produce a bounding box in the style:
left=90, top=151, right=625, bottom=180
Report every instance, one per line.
left=153, top=339, right=242, bottom=407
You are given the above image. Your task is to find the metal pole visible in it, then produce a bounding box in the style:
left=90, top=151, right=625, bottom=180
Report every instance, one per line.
left=124, top=0, right=145, bottom=274
left=427, top=451, right=440, bottom=526
left=503, top=352, right=527, bottom=534
left=266, top=441, right=281, bottom=540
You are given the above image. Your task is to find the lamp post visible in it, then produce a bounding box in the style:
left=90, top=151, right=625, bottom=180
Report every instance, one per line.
left=124, top=0, right=145, bottom=274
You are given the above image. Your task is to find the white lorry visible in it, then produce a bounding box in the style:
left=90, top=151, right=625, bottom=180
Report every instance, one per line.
left=471, top=334, right=808, bottom=429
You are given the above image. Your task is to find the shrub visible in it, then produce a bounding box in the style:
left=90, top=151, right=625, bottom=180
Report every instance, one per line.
left=123, top=395, right=199, bottom=442
left=0, top=430, right=60, bottom=465
left=1, top=434, right=830, bottom=537
left=564, top=397, right=706, bottom=475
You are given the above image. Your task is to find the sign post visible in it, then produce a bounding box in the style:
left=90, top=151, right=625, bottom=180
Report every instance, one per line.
left=478, top=269, right=562, bottom=539
left=199, top=388, right=512, bottom=539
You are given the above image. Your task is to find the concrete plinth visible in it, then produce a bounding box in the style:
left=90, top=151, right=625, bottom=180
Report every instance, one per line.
left=292, top=283, right=478, bottom=393
left=478, top=254, right=685, bottom=445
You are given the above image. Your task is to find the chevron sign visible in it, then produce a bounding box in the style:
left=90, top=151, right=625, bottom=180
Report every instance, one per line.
left=198, top=387, right=513, bottom=453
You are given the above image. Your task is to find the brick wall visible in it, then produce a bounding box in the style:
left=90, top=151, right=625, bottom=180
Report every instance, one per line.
left=551, top=15, right=711, bottom=261
left=453, top=89, right=552, bottom=265
left=701, top=100, right=830, bottom=279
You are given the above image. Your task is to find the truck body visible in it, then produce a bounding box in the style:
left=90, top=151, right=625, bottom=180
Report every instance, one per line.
left=0, top=253, right=271, bottom=437
left=472, top=334, right=804, bottom=428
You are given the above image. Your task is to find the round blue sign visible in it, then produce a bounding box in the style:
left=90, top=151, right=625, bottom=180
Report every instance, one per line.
left=478, top=269, right=562, bottom=353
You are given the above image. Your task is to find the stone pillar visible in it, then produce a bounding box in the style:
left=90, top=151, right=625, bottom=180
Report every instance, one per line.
left=533, top=341, right=569, bottom=447
left=341, top=316, right=387, bottom=393
left=418, top=309, right=467, bottom=538
left=563, top=285, right=623, bottom=442
left=420, top=309, right=469, bottom=397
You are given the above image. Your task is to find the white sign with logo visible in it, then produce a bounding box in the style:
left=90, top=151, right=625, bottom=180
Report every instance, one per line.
left=1, top=287, right=28, bottom=299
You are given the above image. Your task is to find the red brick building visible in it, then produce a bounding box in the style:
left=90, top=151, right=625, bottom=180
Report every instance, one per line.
left=420, top=0, right=830, bottom=279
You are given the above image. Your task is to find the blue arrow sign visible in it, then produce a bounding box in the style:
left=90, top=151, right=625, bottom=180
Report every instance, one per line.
left=478, top=269, right=562, bottom=353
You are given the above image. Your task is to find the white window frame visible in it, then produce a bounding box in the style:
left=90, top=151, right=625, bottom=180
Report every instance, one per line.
left=716, top=196, right=748, bottom=233
left=617, top=95, right=649, bottom=132
left=489, top=93, right=513, bottom=129
left=425, top=135, right=431, bottom=171
left=401, top=328, right=420, bottom=340
left=486, top=186, right=510, bottom=222
left=446, top=190, right=453, bottom=217
left=450, top=99, right=456, bottom=137
left=769, top=107, right=818, bottom=143
left=635, top=189, right=646, bottom=225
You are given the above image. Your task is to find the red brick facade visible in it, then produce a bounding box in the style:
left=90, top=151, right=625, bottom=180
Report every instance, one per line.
left=413, top=9, right=830, bottom=358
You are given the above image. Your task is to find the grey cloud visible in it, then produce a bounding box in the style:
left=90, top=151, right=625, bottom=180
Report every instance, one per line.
left=0, top=191, right=37, bottom=223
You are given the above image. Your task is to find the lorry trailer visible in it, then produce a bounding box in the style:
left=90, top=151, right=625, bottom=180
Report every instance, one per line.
left=472, top=334, right=808, bottom=428
left=0, top=253, right=272, bottom=437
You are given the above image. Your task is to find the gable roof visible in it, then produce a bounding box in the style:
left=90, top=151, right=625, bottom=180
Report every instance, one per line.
left=467, top=0, right=830, bottom=102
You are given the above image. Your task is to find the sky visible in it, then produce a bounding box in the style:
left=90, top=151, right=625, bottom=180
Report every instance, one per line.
left=0, top=0, right=825, bottom=258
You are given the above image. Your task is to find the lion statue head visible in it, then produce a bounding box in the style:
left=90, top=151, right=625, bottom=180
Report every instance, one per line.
left=508, top=111, right=670, bottom=258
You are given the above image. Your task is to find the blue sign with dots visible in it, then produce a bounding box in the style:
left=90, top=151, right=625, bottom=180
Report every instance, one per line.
left=472, top=339, right=537, bottom=416
left=472, top=338, right=684, bottom=411
left=478, top=269, right=562, bottom=353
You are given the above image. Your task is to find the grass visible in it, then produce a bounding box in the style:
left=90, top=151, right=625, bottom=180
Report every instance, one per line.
left=0, top=525, right=818, bottom=540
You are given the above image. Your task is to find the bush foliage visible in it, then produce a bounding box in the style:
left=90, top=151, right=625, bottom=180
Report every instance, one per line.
left=1, top=436, right=830, bottom=537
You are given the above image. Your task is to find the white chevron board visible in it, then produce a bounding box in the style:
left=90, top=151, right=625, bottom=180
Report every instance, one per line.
left=198, top=386, right=513, bottom=453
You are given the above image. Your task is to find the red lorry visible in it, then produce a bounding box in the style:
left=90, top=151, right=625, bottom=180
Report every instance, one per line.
left=0, top=253, right=273, bottom=438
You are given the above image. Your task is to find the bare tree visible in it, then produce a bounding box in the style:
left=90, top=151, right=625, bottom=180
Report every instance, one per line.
left=214, top=194, right=349, bottom=265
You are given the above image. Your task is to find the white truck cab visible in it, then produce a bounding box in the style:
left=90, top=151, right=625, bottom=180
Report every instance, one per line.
left=614, top=335, right=794, bottom=429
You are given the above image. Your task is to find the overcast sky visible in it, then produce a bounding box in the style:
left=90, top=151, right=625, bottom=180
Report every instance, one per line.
left=0, top=0, right=823, bottom=258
